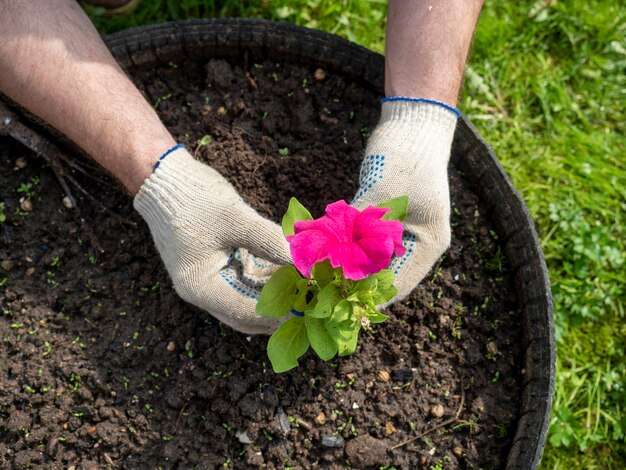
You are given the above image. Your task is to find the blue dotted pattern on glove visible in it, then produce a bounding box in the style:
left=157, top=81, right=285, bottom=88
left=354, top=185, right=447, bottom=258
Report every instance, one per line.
left=390, top=233, right=416, bottom=275
left=353, top=154, right=385, bottom=201
left=219, top=266, right=262, bottom=299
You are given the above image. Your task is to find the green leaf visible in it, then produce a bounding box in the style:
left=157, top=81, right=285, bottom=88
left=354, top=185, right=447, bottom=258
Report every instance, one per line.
left=336, top=324, right=361, bottom=356
left=373, top=285, right=397, bottom=305
left=367, top=309, right=389, bottom=324
left=291, top=278, right=309, bottom=313
left=368, top=270, right=398, bottom=305
left=256, top=265, right=302, bottom=318
left=305, top=316, right=338, bottom=361
left=330, top=299, right=352, bottom=324
left=326, top=318, right=355, bottom=342
left=311, top=260, right=336, bottom=289
left=350, top=271, right=394, bottom=305
left=371, top=269, right=395, bottom=291
left=281, top=197, right=313, bottom=237
left=378, top=195, right=409, bottom=221
left=353, top=275, right=378, bottom=294
left=306, top=284, right=341, bottom=318
left=267, top=317, right=310, bottom=373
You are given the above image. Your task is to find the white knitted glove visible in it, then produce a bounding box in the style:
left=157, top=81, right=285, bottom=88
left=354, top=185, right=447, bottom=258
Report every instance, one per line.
left=134, top=146, right=291, bottom=335
left=352, top=98, right=460, bottom=301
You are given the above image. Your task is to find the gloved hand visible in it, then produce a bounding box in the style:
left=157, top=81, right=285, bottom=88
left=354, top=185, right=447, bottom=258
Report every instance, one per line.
left=352, top=98, right=460, bottom=302
left=134, top=146, right=291, bottom=334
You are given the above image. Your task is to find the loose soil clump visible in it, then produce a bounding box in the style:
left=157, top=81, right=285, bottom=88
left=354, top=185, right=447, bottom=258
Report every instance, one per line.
left=0, top=57, right=521, bottom=469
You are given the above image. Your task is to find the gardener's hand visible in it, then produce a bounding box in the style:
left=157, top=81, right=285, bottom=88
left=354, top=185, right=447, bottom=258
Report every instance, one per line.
left=134, top=146, right=291, bottom=335
left=352, top=98, right=459, bottom=302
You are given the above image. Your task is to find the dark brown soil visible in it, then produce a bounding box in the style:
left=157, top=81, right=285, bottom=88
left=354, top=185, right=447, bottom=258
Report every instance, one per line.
left=0, top=57, right=522, bottom=469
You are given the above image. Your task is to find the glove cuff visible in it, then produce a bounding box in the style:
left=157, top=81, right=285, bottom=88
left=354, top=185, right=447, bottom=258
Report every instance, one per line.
left=382, top=97, right=461, bottom=117
left=379, top=98, right=459, bottom=130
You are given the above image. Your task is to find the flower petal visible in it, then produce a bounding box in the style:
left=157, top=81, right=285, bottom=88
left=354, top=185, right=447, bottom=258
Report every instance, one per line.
left=289, top=229, right=332, bottom=278
left=354, top=208, right=406, bottom=259
left=287, top=199, right=407, bottom=280
left=327, top=242, right=373, bottom=280
left=324, top=200, right=360, bottom=242
left=359, top=205, right=390, bottom=220
left=357, top=235, right=396, bottom=268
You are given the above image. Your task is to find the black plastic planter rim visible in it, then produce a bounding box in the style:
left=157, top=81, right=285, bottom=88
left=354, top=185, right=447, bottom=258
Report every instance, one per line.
left=105, top=18, right=555, bottom=469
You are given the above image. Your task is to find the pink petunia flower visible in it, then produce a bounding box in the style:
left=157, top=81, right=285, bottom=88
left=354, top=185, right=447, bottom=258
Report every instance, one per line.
left=287, top=200, right=406, bottom=280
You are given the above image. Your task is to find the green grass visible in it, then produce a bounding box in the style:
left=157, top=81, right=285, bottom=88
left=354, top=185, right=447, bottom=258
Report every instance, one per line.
left=89, top=0, right=626, bottom=467
left=465, top=3, right=626, bottom=466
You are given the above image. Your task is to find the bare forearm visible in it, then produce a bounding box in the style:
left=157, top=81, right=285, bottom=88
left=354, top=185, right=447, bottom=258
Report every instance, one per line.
left=385, top=0, right=484, bottom=105
left=0, top=0, right=175, bottom=194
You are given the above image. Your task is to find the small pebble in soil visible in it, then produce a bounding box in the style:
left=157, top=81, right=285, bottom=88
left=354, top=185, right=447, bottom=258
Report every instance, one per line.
left=15, top=157, right=27, bottom=169
left=453, top=446, right=464, bottom=457
left=345, top=435, right=388, bottom=468
left=25, top=267, right=35, bottom=276
left=385, top=422, right=397, bottom=436
left=19, top=198, right=32, bottom=212
left=103, top=453, right=115, bottom=466
left=1, top=259, right=13, bottom=271
left=62, top=196, right=74, bottom=209
left=378, top=370, right=390, bottom=382
left=321, top=436, right=344, bottom=448
left=236, top=430, right=252, bottom=444
left=487, top=340, right=499, bottom=356
left=277, top=407, right=291, bottom=435
left=314, top=68, right=326, bottom=81
left=315, top=412, right=326, bottom=425
left=166, top=341, right=176, bottom=352
left=430, top=404, right=445, bottom=418
left=46, top=437, right=58, bottom=456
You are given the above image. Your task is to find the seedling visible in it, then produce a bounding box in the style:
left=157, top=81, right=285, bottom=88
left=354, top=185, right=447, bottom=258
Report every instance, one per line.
left=453, top=419, right=477, bottom=434
left=16, top=177, right=40, bottom=199
left=495, top=422, right=508, bottom=438
left=184, top=340, right=193, bottom=358
left=153, top=93, right=172, bottom=109
left=451, top=316, right=463, bottom=340
left=68, top=372, right=80, bottom=393
left=196, top=135, right=213, bottom=148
